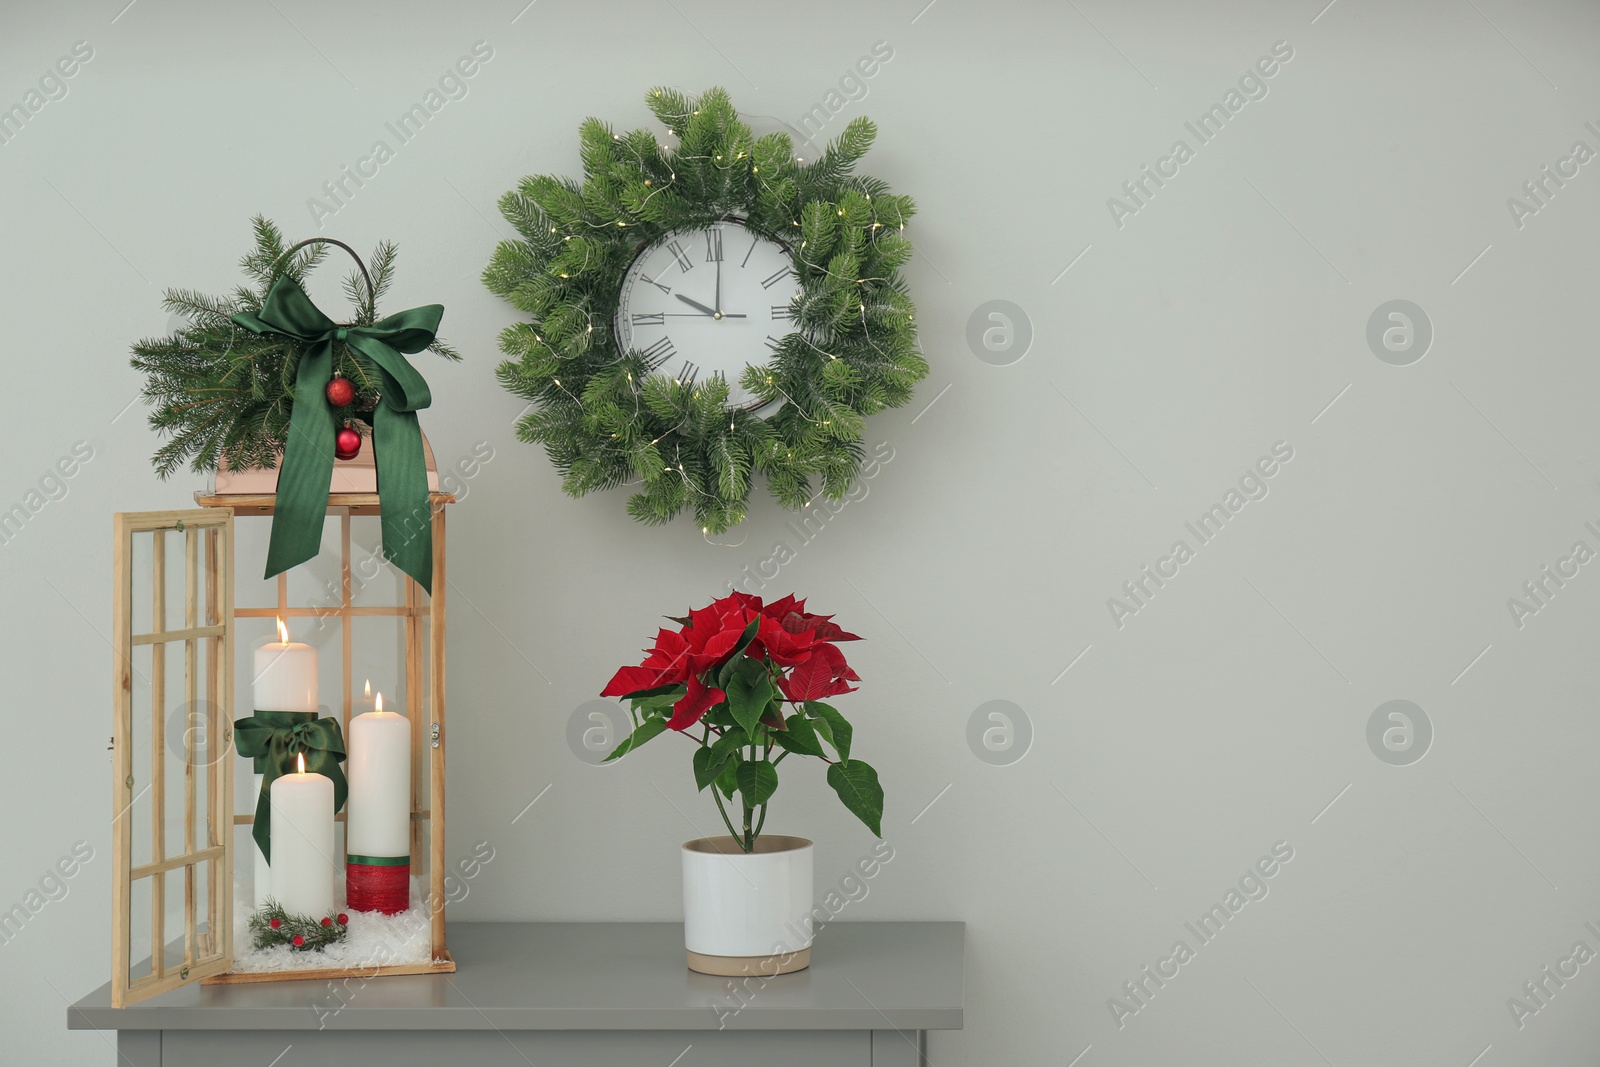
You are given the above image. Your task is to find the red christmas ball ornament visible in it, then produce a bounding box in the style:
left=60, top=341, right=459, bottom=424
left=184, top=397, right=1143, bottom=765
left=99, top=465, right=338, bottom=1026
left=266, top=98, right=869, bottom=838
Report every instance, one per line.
left=337, top=913, right=349, bottom=926
left=291, top=935, right=305, bottom=947
left=334, top=426, right=362, bottom=461
left=269, top=917, right=281, bottom=930
left=325, top=375, right=356, bottom=407
left=321, top=917, right=333, bottom=928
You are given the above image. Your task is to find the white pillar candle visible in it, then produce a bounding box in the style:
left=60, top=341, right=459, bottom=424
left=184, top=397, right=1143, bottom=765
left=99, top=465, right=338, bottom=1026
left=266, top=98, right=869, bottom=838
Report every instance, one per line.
left=346, top=692, right=412, bottom=860
left=250, top=619, right=319, bottom=908
left=253, top=618, right=318, bottom=713
left=269, top=754, right=335, bottom=918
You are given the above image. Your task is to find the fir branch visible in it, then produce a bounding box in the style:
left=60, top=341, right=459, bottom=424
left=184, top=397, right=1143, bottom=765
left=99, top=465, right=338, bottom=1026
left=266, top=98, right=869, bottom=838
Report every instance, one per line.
left=132, top=217, right=457, bottom=477
left=248, top=899, right=348, bottom=953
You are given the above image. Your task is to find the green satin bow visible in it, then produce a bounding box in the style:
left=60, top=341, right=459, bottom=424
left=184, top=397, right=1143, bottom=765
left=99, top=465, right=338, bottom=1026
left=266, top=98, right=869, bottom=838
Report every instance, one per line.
left=233, top=710, right=348, bottom=864
left=232, top=275, right=443, bottom=592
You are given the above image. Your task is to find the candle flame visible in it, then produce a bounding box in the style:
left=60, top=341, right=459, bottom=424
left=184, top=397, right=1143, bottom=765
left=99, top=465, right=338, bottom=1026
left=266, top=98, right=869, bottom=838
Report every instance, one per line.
left=276, top=617, right=288, bottom=644
left=296, top=752, right=306, bottom=774
left=364, top=679, right=371, bottom=699
left=374, top=692, right=384, bottom=714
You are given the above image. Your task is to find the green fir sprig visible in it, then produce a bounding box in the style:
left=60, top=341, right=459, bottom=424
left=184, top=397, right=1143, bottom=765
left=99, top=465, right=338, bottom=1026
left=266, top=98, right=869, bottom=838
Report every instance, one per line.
left=131, top=216, right=460, bottom=478
left=483, top=87, right=925, bottom=534
left=248, top=899, right=349, bottom=953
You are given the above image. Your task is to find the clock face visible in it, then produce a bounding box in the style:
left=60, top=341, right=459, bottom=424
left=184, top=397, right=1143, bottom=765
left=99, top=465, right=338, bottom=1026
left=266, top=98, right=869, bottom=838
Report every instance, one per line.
left=614, top=220, right=800, bottom=413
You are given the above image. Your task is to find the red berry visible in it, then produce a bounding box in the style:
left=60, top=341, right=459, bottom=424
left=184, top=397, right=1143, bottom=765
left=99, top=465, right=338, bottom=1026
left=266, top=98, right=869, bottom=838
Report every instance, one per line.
left=334, top=426, right=362, bottom=461
left=325, top=376, right=356, bottom=407
left=337, top=913, right=349, bottom=925
left=291, top=935, right=304, bottom=947
left=321, top=917, right=333, bottom=927
left=269, top=917, right=281, bottom=929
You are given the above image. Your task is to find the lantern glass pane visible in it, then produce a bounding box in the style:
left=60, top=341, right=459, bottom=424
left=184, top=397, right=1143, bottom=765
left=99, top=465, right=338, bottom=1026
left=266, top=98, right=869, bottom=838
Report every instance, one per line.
left=128, top=641, right=153, bottom=872
left=156, top=638, right=187, bottom=870
left=350, top=517, right=406, bottom=609
left=129, top=531, right=152, bottom=635
left=127, top=875, right=152, bottom=984
left=161, top=867, right=186, bottom=974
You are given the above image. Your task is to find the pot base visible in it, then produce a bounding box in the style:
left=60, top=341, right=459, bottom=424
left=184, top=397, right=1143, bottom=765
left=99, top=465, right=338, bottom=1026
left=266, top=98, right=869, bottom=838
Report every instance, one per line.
left=686, top=947, right=811, bottom=977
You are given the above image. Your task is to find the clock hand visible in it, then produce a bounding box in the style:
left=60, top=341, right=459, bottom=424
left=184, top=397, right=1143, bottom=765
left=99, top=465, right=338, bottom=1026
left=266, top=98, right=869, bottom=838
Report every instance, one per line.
left=663, top=311, right=747, bottom=318
left=715, top=245, right=723, bottom=315
left=674, top=293, right=719, bottom=317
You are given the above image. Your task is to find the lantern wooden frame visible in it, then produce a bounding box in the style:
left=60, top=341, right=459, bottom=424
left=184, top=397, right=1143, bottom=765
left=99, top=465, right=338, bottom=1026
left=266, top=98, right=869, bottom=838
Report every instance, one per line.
left=109, top=454, right=456, bottom=1004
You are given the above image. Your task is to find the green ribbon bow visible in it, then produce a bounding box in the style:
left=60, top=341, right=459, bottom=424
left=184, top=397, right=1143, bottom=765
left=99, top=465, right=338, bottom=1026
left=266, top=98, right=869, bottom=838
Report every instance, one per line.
left=232, top=276, right=444, bottom=592
left=233, top=710, right=348, bottom=865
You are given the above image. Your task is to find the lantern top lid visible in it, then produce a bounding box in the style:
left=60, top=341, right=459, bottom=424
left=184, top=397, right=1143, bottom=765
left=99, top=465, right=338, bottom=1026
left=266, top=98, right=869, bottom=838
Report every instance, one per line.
left=195, top=432, right=456, bottom=511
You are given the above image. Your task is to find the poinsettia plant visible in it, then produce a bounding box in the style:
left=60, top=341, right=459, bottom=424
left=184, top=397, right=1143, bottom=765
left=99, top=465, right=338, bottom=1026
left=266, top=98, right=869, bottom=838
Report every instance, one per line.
left=602, top=592, right=883, bottom=852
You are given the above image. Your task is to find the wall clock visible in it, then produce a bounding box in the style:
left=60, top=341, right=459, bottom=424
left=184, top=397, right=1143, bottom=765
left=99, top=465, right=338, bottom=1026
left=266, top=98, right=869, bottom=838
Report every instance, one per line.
left=484, top=86, right=925, bottom=534
left=613, top=220, right=799, bottom=418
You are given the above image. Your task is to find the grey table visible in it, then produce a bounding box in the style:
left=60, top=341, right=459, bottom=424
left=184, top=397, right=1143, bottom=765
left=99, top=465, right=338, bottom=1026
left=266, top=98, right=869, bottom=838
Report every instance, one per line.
left=69, top=921, right=964, bottom=1066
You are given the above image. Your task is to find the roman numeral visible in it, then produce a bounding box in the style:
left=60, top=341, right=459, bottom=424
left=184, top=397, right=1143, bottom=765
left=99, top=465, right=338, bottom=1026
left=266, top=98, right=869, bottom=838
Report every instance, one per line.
left=765, top=335, right=783, bottom=351
left=771, top=304, right=793, bottom=321
left=705, top=229, right=722, bottom=262
left=678, top=360, right=699, bottom=387
left=630, top=312, right=665, bottom=325
left=640, top=336, right=676, bottom=368
left=667, top=241, right=693, bottom=272
left=741, top=236, right=759, bottom=267
left=641, top=273, right=672, bottom=294
left=760, top=266, right=792, bottom=289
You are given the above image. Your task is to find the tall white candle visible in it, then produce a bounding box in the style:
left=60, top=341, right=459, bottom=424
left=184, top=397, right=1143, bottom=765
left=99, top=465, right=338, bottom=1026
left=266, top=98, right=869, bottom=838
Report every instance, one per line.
left=251, top=619, right=319, bottom=908
left=253, top=618, right=317, bottom=713
left=269, top=753, right=335, bottom=918
left=346, top=692, right=412, bottom=860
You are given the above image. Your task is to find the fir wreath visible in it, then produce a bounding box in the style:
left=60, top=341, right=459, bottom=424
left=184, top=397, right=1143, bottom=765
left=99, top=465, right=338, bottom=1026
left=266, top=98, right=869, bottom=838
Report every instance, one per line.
left=483, top=87, right=926, bottom=534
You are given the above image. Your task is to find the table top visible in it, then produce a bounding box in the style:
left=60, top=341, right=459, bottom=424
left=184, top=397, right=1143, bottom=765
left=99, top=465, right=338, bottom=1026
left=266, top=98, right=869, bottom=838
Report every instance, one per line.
left=68, top=921, right=965, bottom=1033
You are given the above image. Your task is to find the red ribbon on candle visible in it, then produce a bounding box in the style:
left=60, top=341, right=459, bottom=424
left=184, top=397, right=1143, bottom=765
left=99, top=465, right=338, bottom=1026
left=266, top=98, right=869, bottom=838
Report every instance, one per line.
left=346, top=858, right=410, bottom=914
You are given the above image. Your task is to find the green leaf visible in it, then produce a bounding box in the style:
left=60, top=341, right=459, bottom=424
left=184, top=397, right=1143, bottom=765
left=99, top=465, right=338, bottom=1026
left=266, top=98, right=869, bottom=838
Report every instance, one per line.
left=630, top=692, right=677, bottom=715
left=715, top=618, right=764, bottom=689
left=826, top=759, right=883, bottom=837
left=693, top=745, right=732, bottom=791
left=805, top=701, right=852, bottom=761
left=619, top=682, right=683, bottom=701
left=724, top=658, right=773, bottom=736
left=714, top=758, right=740, bottom=800
left=774, top=713, right=826, bottom=757
left=604, top=716, right=667, bottom=761
left=736, top=760, right=779, bottom=807
left=712, top=728, right=751, bottom=754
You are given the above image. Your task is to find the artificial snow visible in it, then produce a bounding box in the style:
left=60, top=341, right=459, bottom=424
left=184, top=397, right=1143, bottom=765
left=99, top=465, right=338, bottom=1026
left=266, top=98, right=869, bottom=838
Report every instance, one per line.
left=229, top=873, right=436, bottom=973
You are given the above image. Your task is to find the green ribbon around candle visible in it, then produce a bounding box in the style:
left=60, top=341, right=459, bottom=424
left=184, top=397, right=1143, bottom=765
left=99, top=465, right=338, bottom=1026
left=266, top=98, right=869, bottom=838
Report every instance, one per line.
left=231, top=275, right=444, bottom=592
left=233, top=710, right=348, bottom=865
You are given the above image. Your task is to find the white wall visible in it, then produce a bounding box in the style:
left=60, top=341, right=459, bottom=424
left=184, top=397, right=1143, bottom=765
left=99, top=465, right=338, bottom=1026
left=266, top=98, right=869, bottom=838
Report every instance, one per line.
left=5, top=0, right=1600, bottom=1063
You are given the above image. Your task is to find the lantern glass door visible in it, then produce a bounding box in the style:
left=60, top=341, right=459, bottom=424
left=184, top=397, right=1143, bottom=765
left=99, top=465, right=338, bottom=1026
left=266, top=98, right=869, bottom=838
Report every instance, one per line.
left=111, top=510, right=235, bottom=1007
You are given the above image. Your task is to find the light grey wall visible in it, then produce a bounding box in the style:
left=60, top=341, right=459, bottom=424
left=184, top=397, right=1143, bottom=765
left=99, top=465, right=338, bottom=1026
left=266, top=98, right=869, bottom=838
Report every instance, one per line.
left=5, top=0, right=1600, bottom=1063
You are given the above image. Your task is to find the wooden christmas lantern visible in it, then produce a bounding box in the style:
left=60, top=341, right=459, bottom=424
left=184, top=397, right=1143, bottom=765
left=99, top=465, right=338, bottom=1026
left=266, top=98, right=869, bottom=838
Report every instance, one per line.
left=110, top=455, right=455, bottom=1003
left=111, top=234, right=458, bottom=1005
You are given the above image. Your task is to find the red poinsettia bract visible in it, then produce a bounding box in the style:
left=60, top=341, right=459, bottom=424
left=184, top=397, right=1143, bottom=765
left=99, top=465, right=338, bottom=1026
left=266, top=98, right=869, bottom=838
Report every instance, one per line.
left=602, top=592, right=859, bottom=731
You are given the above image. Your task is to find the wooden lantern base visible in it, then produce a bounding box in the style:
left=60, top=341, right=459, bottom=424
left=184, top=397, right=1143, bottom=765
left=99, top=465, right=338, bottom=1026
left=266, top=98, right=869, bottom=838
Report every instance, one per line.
left=201, top=950, right=455, bottom=986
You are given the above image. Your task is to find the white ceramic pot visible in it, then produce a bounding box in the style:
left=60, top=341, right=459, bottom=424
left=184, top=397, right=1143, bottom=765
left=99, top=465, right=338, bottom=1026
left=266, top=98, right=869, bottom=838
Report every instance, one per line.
left=681, top=835, right=814, bottom=976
